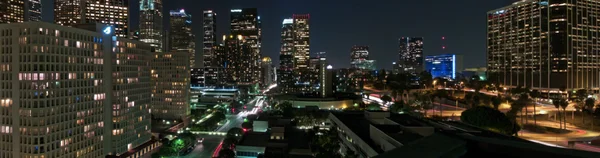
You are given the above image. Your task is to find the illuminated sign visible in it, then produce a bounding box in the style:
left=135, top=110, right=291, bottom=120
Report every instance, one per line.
left=231, top=9, right=242, bottom=12
left=103, top=26, right=112, bottom=35
left=282, top=19, right=293, bottom=24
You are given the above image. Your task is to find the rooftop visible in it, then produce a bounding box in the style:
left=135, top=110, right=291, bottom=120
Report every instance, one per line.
left=238, top=132, right=270, bottom=147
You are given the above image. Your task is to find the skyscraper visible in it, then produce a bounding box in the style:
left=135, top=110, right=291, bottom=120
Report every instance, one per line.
left=54, top=0, right=129, bottom=37
left=398, top=37, right=424, bottom=74
left=231, top=8, right=261, bottom=84
left=0, top=0, right=42, bottom=23
left=203, top=10, right=217, bottom=68
left=139, top=0, right=163, bottom=52
left=278, top=18, right=294, bottom=93
left=221, top=35, right=253, bottom=85
left=292, top=14, right=310, bottom=70
left=170, top=9, right=195, bottom=68
left=261, top=57, right=275, bottom=87
left=350, top=46, right=369, bottom=68
left=0, top=22, right=152, bottom=157
left=487, top=0, right=600, bottom=91
left=151, top=52, right=191, bottom=120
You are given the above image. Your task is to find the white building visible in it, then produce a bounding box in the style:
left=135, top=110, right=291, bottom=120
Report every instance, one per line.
left=0, top=22, right=152, bottom=157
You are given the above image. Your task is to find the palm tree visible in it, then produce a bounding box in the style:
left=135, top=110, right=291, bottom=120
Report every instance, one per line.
left=491, top=96, right=502, bottom=110
left=584, top=98, right=595, bottom=125
left=512, top=94, right=529, bottom=125
left=560, top=99, right=569, bottom=129
left=437, top=90, right=448, bottom=116
left=553, top=99, right=562, bottom=129
left=529, top=90, right=540, bottom=125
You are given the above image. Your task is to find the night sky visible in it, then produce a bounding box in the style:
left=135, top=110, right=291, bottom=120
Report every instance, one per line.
left=42, top=0, right=514, bottom=69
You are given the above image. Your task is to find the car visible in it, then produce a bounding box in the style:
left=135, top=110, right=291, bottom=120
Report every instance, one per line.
left=198, top=138, right=204, bottom=143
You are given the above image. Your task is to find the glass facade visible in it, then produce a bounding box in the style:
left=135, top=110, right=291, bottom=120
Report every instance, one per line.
left=55, top=0, right=129, bottom=37
left=230, top=8, right=261, bottom=84
left=425, top=54, right=462, bottom=79
left=170, top=9, right=195, bottom=68
left=487, top=0, right=600, bottom=91
left=203, top=10, right=217, bottom=68
left=278, top=18, right=294, bottom=93
left=0, top=0, right=41, bottom=23
left=139, top=0, right=163, bottom=52
left=398, top=37, right=424, bottom=74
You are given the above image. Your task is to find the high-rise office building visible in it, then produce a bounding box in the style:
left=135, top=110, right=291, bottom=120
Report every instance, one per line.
left=231, top=8, right=261, bottom=84
left=0, top=0, right=42, bottom=23
left=487, top=0, right=600, bottom=91
left=203, top=10, right=217, bottom=68
left=139, top=0, right=163, bottom=52
left=54, top=0, right=129, bottom=37
left=292, top=14, right=310, bottom=70
left=221, top=35, right=253, bottom=85
left=350, top=46, right=376, bottom=70
left=278, top=18, right=294, bottom=93
left=0, top=22, right=152, bottom=157
left=261, top=57, right=275, bottom=87
left=151, top=52, right=190, bottom=120
left=277, top=15, right=311, bottom=93
left=170, top=9, right=195, bottom=68
left=425, top=54, right=463, bottom=79
left=398, top=37, right=424, bottom=74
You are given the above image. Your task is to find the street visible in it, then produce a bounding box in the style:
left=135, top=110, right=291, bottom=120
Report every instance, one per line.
left=184, top=96, right=266, bottom=157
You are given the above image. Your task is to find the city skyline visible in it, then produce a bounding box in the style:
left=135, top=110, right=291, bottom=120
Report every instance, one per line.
left=40, top=0, right=514, bottom=69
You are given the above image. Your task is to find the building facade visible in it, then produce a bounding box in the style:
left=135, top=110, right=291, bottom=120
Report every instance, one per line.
left=0, top=22, right=152, bottom=157
left=231, top=8, right=261, bottom=84
left=425, top=54, right=463, bottom=79
left=261, top=57, right=275, bottom=87
left=487, top=0, right=600, bottom=92
left=151, top=52, right=190, bottom=120
left=170, top=9, right=195, bottom=68
left=219, top=35, right=253, bottom=85
left=139, top=0, right=163, bottom=52
left=292, top=14, right=310, bottom=70
left=203, top=10, right=217, bottom=68
left=278, top=18, right=294, bottom=93
left=398, top=37, right=424, bottom=74
left=54, top=0, right=129, bottom=37
left=0, top=0, right=42, bottom=23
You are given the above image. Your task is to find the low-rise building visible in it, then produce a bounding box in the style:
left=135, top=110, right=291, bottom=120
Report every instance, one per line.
left=329, top=111, right=600, bottom=158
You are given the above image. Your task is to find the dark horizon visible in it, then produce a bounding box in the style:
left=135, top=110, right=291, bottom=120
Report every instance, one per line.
left=42, top=0, right=515, bottom=69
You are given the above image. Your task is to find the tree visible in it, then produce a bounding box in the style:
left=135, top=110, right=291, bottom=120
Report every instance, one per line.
left=418, top=71, right=433, bottom=88
left=218, top=148, right=236, bottom=158
left=278, top=101, right=294, bottom=117
left=560, top=99, right=569, bottom=129
left=529, top=90, right=540, bottom=125
left=584, top=98, right=595, bottom=125
left=553, top=99, right=564, bottom=129
left=461, top=106, right=518, bottom=135
left=367, top=103, right=382, bottom=111
left=491, top=96, right=502, bottom=110
left=377, top=69, right=387, bottom=82
left=472, top=95, right=480, bottom=108
left=381, top=95, right=392, bottom=105
left=390, top=101, right=404, bottom=113
left=241, top=122, right=253, bottom=129
left=227, top=127, right=244, bottom=141
left=508, top=94, right=529, bottom=125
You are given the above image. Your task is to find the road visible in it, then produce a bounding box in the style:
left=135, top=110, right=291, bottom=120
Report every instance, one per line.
left=185, top=96, right=266, bottom=157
